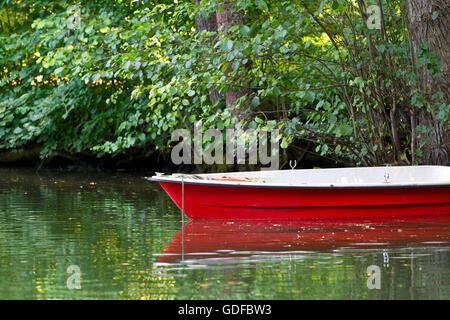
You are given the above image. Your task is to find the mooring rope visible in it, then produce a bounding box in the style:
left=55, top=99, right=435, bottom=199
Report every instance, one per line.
left=181, top=175, right=185, bottom=217
left=181, top=175, right=184, bottom=261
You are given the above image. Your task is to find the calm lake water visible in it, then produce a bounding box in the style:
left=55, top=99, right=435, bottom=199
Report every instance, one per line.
left=0, top=168, right=448, bottom=300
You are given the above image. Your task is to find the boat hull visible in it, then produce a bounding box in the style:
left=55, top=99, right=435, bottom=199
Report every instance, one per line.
left=159, top=182, right=450, bottom=220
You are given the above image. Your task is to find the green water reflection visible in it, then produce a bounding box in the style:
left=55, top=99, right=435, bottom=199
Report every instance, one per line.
left=0, top=169, right=448, bottom=299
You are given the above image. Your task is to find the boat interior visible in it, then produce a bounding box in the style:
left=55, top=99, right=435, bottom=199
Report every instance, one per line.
left=155, top=166, right=450, bottom=187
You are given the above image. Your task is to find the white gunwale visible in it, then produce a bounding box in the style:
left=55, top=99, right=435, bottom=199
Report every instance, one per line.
left=149, top=166, right=450, bottom=188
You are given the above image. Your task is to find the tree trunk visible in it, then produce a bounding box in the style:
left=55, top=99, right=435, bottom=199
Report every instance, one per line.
left=194, top=0, right=220, bottom=105
left=216, top=0, right=250, bottom=119
left=406, top=0, right=449, bottom=165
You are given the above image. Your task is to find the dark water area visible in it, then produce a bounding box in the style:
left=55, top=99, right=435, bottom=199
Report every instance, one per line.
left=0, top=168, right=448, bottom=299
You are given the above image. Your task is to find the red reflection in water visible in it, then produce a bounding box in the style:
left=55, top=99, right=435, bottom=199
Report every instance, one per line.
left=158, top=216, right=450, bottom=263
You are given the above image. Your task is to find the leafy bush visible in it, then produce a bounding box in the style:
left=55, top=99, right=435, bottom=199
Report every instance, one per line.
left=1, top=0, right=448, bottom=166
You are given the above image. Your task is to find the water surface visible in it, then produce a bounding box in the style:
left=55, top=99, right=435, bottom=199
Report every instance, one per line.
left=0, top=169, right=448, bottom=299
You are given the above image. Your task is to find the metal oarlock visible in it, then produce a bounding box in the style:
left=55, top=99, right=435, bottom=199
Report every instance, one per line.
left=289, top=160, right=297, bottom=170
left=384, top=164, right=391, bottom=183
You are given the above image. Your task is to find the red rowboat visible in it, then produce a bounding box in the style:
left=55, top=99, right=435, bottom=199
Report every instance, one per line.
left=149, top=166, right=450, bottom=220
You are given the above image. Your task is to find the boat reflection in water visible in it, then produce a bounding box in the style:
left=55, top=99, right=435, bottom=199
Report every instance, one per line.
left=157, top=215, right=450, bottom=264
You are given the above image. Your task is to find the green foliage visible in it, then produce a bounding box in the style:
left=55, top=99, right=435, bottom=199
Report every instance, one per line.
left=0, top=0, right=448, bottom=166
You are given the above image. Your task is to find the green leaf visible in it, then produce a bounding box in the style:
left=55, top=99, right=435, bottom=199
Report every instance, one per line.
left=255, top=116, right=263, bottom=124
left=251, top=96, right=260, bottom=107
left=335, top=144, right=341, bottom=154
left=226, top=39, right=233, bottom=52
left=280, top=45, right=289, bottom=54
left=240, top=25, right=251, bottom=36
left=432, top=11, right=439, bottom=20
left=320, top=144, right=328, bottom=155
left=54, top=67, right=65, bottom=76
left=280, top=137, right=289, bottom=149
left=328, top=114, right=337, bottom=125
left=256, top=0, right=268, bottom=11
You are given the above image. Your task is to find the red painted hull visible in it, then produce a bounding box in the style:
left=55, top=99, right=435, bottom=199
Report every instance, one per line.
left=158, top=181, right=450, bottom=220
left=158, top=217, right=450, bottom=263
